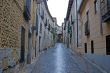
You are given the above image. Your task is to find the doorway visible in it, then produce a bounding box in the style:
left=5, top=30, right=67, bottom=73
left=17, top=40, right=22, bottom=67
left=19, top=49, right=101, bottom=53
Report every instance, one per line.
left=39, top=36, right=41, bottom=52
left=85, top=43, right=87, bottom=53
left=35, top=40, right=37, bottom=57
left=20, top=27, right=25, bottom=63
left=106, top=35, right=110, bottom=55
left=91, top=40, right=94, bottom=54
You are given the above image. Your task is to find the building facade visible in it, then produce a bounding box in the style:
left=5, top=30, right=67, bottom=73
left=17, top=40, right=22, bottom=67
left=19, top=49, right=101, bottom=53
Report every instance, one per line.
left=64, top=0, right=110, bottom=55
left=56, top=25, right=63, bottom=43
left=64, top=0, right=82, bottom=51
left=62, top=19, right=68, bottom=46
left=0, top=0, right=30, bottom=70
left=79, top=0, right=110, bottom=55
left=28, top=0, right=38, bottom=64
left=0, top=0, right=40, bottom=71
left=37, top=0, right=56, bottom=51
left=53, top=17, right=58, bottom=44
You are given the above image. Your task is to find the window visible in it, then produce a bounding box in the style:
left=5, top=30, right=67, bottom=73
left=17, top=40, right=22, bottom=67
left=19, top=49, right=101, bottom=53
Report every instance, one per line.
left=94, top=0, right=98, bottom=14
left=106, top=35, right=110, bottom=55
left=85, top=11, right=90, bottom=36
left=45, top=19, right=47, bottom=27
left=86, top=11, right=89, bottom=21
left=101, top=0, right=110, bottom=22
left=91, top=41, right=94, bottom=54
left=40, top=23, right=42, bottom=33
left=85, top=43, right=87, bottom=53
left=107, top=0, right=110, bottom=10
left=68, top=21, right=71, bottom=34
left=70, top=26, right=72, bottom=44
left=36, top=15, right=38, bottom=35
left=23, top=0, right=31, bottom=21
left=48, top=24, right=50, bottom=31
left=71, top=15, right=72, bottom=24
left=41, top=10, right=44, bottom=19
left=70, top=26, right=72, bottom=38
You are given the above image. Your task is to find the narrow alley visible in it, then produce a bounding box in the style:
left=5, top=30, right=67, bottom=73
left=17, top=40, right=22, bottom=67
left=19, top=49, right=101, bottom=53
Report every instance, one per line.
left=31, top=43, right=102, bottom=73
left=1, top=0, right=110, bottom=73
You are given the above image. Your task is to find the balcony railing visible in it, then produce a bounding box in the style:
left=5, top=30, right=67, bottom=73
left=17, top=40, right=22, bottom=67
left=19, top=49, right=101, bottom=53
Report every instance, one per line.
left=71, top=21, right=74, bottom=25
left=101, top=0, right=110, bottom=22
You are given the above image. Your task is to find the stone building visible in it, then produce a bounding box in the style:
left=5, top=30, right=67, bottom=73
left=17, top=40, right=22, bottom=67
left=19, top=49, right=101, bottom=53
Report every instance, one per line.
left=0, top=0, right=39, bottom=71
left=53, top=17, right=58, bottom=44
left=62, top=19, right=67, bottom=45
left=79, top=0, right=110, bottom=55
left=37, top=0, right=56, bottom=51
left=62, top=22, right=65, bottom=43
left=56, top=25, right=63, bottom=43
left=64, top=0, right=82, bottom=51
left=62, top=18, right=68, bottom=46
left=28, top=0, right=38, bottom=64
left=0, top=0, right=30, bottom=70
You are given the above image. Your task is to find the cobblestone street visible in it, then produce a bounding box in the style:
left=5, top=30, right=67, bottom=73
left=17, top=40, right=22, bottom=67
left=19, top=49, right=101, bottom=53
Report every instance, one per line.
left=30, top=43, right=102, bottom=73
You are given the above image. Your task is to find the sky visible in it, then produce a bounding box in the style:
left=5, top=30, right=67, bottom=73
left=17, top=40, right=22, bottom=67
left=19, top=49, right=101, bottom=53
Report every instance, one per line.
left=47, top=0, right=69, bottom=26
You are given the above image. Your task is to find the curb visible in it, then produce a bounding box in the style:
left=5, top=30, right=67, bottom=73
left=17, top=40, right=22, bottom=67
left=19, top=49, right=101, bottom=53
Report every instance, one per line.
left=68, top=48, right=108, bottom=73
left=83, top=57, right=108, bottom=73
left=29, top=55, right=41, bottom=73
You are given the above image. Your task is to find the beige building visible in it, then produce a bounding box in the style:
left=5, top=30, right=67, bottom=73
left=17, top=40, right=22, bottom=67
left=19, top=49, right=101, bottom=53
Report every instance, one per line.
left=0, top=0, right=30, bottom=70
left=37, top=0, right=56, bottom=51
left=27, top=0, right=39, bottom=64
left=62, top=19, right=67, bottom=45
left=0, top=0, right=39, bottom=71
left=53, top=17, right=58, bottom=44
left=79, top=0, right=110, bottom=55
left=65, top=0, right=82, bottom=51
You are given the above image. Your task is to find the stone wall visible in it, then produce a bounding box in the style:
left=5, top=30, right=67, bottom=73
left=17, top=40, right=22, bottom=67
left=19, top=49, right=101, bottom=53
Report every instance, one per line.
left=0, top=0, right=29, bottom=70
left=80, top=0, right=110, bottom=55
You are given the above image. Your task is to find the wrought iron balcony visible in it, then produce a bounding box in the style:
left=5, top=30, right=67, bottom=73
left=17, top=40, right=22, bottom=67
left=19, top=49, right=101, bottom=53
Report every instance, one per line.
left=68, top=25, right=72, bottom=34
left=71, top=21, right=74, bottom=25
left=85, top=21, right=90, bottom=36
left=101, top=0, right=110, bottom=22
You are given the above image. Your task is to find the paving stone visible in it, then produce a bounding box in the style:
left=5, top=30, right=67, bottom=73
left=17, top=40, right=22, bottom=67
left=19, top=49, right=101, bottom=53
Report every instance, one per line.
left=3, top=43, right=103, bottom=73
left=31, top=43, right=84, bottom=73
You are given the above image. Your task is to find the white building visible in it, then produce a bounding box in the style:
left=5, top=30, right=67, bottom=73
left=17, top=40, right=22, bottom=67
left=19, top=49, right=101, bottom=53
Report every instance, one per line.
left=64, top=0, right=82, bottom=51
left=37, top=0, right=56, bottom=51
